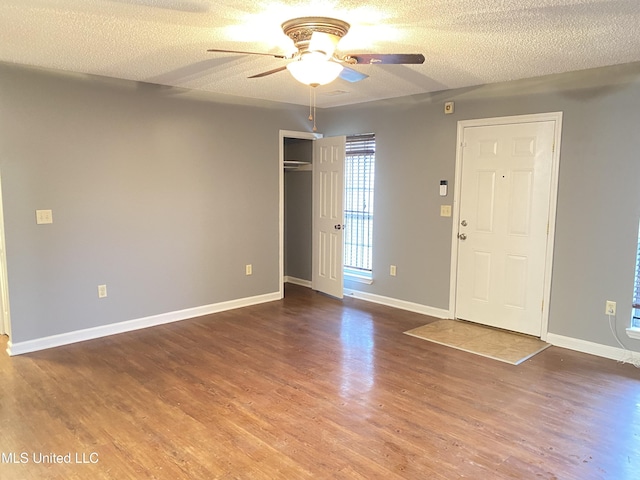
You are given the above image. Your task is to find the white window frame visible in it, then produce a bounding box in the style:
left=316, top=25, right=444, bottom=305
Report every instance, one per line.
left=627, top=220, right=640, bottom=339
left=344, top=133, right=375, bottom=284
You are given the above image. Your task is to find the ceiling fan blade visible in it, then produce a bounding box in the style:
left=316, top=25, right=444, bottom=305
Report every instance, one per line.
left=346, top=53, right=425, bottom=65
left=207, top=48, right=289, bottom=59
left=248, top=66, right=288, bottom=79
left=339, top=67, right=369, bottom=83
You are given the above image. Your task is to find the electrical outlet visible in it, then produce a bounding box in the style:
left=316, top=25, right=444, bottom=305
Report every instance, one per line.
left=605, top=300, right=616, bottom=316
left=245, top=264, right=252, bottom=276
left=98, top=284, right=107, bottom=298
left=390, top=265, right=397, bottom=276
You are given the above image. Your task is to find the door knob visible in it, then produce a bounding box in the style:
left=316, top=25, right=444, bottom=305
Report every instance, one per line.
left=334, top=224, right=343, bottom=230
left=458, top=233, right=467, bottom=240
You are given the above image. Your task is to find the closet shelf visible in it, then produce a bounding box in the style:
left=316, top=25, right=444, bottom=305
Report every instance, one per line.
left=284, top=160, right=312, bottom=171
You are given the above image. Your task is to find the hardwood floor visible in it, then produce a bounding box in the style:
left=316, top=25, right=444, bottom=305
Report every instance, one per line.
left=1, top=283, right=639, bottom=479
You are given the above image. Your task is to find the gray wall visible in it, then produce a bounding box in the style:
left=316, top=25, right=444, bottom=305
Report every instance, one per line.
left=0, top=63, right=310, bottom=344
left=322, top=62, right=640, bottom=352
left=3, top=59, right=640, bottom=354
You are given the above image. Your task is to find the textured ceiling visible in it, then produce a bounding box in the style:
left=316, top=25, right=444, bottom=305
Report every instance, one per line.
left=1, top=0, right=639, bottom=108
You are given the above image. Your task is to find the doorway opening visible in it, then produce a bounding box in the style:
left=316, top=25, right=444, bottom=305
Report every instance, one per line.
left=279, top=130, right=320, bottom=298
left=279, top=131, right=351, bottom=299
left=283, top=136, right=314, bottom=289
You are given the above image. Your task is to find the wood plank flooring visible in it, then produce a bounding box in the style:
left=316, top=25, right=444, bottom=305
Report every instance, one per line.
left=1, top=283, right=639, bottom=479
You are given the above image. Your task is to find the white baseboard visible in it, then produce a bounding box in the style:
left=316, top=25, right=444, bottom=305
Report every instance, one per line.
left=7, top=291, right=281, bottom=356
left=344, top=288, right=450, bottom=319
left=546, top=333, right=640, bottom=364
left=284, top=276, right=312, bottom=288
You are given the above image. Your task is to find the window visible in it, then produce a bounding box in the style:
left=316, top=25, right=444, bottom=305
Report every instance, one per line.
left=344, top=133, right=375, bottom=281
left=632, top=222, right=640, bottom=328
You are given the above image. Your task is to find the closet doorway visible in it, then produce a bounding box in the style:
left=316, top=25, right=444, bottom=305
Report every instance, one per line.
left=279, top=130, right=319, bottom=298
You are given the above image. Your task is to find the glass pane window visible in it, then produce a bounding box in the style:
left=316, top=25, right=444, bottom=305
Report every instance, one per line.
left=632, top=221, right=640, bottom=328
left=344, top=134, right=375, bottom=278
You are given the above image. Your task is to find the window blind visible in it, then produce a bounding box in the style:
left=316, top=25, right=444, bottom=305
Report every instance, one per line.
left=344, top=134, right=375, bottom=273
left=633, top=225, right=640, bottom=326
left=634, top=251, right=640, bottom=309
left=634, top=230, right=640, bottom=308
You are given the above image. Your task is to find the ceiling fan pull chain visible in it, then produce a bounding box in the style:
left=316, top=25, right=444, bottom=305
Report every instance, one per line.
left=309, top=85, right=313, bottom=121
left=312, top=86, right=318, bottom=132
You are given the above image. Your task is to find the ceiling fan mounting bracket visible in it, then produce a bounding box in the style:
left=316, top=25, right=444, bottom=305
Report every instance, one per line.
left=281, top=17, right=350, bottom=54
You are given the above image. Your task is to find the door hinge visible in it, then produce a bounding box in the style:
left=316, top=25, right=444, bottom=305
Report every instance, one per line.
left=541, top=299, right=544, bottom=312
left=552, top=141, right=555, bottom=153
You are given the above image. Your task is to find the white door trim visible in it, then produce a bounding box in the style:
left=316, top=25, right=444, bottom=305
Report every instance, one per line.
left=0, top=173, right=11, bottom=337
left=448, top=112, right=563, bottom=341
left=279, top=130, right=322, bottom=298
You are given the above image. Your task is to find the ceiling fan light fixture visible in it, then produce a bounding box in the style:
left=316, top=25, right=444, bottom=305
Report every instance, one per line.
left=286, top=58, right=343, bottom=86
left=208, top=15, right=423, bottom=90
left=308, top=31, right=341, bottom=59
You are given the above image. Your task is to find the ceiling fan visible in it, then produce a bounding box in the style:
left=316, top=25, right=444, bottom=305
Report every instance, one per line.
left=207, top=16, right=425, bottom=86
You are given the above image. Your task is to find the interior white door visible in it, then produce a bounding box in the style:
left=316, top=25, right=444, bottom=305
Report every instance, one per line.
left=312, top=136, right=346, bottom=299
left=455, top=120, right=555, bottom=336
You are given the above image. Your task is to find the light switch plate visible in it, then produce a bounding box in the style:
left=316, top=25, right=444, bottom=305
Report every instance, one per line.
left=36, top=209, right=53, bottom=224
left=440, top=205, right=452, bottom=217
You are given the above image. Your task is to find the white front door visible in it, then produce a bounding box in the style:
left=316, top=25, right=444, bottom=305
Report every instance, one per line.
left=455, top=119, right=556, bottom=336
left=312, top=136, right=346, bottom=298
